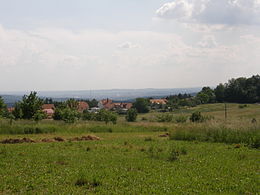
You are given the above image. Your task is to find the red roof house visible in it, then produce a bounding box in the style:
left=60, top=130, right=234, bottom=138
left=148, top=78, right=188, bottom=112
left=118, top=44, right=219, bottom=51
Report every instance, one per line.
left=78, top=101, right=89, bottom=112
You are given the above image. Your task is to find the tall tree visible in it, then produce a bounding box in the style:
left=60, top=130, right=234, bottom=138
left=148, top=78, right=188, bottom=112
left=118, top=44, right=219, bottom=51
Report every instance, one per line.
left=19, top=92, right=43, bottom=119
left=133, top=98, right=150, bottom=113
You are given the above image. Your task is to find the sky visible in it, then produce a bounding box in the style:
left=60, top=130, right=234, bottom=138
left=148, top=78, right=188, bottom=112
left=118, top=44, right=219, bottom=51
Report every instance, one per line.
left=0, top=0, right=260, bottom=91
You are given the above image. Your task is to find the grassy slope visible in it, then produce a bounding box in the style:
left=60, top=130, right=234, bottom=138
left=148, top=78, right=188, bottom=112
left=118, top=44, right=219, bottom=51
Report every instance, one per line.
left=0, top=103, right=259, bottom=194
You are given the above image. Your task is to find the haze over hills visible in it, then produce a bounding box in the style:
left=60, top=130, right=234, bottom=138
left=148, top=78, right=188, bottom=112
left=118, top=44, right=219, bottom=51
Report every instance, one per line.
left=1, top=88, right=201, bottom=107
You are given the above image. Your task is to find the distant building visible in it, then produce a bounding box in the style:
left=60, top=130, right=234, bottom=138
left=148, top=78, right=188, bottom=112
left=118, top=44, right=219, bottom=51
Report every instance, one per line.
left=98, top=99, right=114, bottom=110
left=98, top=99, right=132, bottom=111
left=150, top=99, right=168, bottom=105
left=7, top=107, right=15, bottom=113
left=78, top=101, right=89, bottom=113
left=42, top=104, right=55, bottom=119
left=114, top=103, right=133, bottom=110
left=42, top=104, right=55, bottom=110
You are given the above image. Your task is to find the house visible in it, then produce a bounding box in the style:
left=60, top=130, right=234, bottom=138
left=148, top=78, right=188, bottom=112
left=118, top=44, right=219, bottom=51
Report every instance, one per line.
left=98, top=99, right=133, bottom=111
left=42, top=104, right=55, bottom=110
left=98, top=99, right=114, bottom=110
left=7, top=107, right=15, bottom=113
left=78, top=101, right=89, bottom=113
left=114, top=103, right=133, bottom=110
left=42, top=104, right=55, bottom=119
left=150, top=99, right=168, bottom=105
left=43, top=109, right=55, bottom=119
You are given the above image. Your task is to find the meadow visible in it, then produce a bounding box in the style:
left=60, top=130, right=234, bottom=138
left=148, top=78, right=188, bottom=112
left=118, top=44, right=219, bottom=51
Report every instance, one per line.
left=0, top=103, right=259, bottom=194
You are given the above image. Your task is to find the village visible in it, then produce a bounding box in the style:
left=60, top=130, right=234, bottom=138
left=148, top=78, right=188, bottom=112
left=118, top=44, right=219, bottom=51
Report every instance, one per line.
left=10, top=98, right=168, bottom=119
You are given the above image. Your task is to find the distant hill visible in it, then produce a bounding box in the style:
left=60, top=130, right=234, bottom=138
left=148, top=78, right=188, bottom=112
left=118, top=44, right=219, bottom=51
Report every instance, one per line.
left=0, top=95, right=23, bottom=107
left=1, top=88, right=201, bottom=107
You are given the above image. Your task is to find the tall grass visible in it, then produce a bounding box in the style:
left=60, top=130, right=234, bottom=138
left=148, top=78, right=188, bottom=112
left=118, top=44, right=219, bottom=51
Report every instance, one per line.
left=0, top=119, right=168, bottom=135
left=170, top=122, right=260, bottom=148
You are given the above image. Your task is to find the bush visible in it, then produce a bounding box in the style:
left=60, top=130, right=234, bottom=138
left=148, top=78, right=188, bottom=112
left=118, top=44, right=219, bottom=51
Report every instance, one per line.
left=189, top=112, right=214, bottom=123
left=82, top=110, right=94, bottom=121
left=238, top=104, right=248, bottom=109
left=156, top=114, right=173, bottom=122
left=61, top=108, right=79, bottom=123
left=93, top=109, right=117, bottom=124
left=125, top=108, right=138, bottom=122
left=190, top=111, right=203, bottom=122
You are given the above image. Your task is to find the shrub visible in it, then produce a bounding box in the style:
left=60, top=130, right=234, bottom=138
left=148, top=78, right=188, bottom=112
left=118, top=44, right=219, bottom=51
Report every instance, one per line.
left=125, top=108, right=138, bottom=122
left=238, top=104, right=248, bottom=109
left=94, top=109, right=117, bottom=124
left=82, top=110, right=94, bottom=121
left=190, top=111, right=203, bottom=122
left=189, top=112, right=214, bottom=123
left=61, top=108, right=79, bottom=123
left=156, top=114, right=173, bottom=122
left=168, top=149, right=180, bottom=161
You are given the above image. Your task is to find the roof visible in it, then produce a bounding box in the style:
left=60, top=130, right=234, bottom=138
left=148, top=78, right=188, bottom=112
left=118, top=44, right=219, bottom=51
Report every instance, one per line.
left=78, top=101, right=89, bottom=112
left=150, top=99, right=168, bottom=104
left=42, top=104, right=55, bottom=110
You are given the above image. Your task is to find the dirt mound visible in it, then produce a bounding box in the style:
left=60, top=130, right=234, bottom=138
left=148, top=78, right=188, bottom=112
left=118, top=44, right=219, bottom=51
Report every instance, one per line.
left=1, top=135, right=100, bottom=144
left=81, top=135, right=100, bottom=141
left=0, top=137, right=35, bottom=144
left=41, top=138, right=55, bottom=143
left=158, top=133, right=170, bottom=137
left=53, top=137, right=65, bottom=142
left=68, top=135, right=101, bottom=141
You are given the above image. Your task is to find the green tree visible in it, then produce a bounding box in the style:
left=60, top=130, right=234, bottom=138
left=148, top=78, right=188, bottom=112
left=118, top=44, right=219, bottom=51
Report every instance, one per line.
left=66, top=99, right=79, bottom=110
left=133, top=98, right=150, bottom=113
left=53, top=108, right=63, bottom=120
left=214, top=83, right=226, bottom=102
left=0, top=96, right=7, bottom=117
left=125, top=108, right=138, bottom=122
left=94, top=109, right=117, bottom=124
left=13, top=102, right=23, bottom=119
left=33, top=110, right=46, bottom=122
left=82, top=110, right=94, bottom=121
left=19, top=92, right=43, bottom=119
left=61, top=108, right=79, bottom=123
left=196, top=87, right=216, bottom=104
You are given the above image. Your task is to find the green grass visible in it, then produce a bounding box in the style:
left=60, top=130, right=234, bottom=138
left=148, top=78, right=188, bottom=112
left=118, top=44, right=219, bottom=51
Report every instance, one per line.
left=0, top=133, right=259, bottom=194
left=170, top=123, right=260, bottom=148
left=0, top=103, right=259, bottom=194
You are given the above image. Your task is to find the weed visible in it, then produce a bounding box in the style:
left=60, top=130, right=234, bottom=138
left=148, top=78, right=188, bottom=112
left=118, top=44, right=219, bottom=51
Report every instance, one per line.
left=168, top=149, right=180, bottom=161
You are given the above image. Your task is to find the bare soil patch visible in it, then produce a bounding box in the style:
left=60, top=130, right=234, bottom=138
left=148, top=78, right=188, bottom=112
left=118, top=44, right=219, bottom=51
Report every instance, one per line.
left=0, top=135, right=101, bottom=144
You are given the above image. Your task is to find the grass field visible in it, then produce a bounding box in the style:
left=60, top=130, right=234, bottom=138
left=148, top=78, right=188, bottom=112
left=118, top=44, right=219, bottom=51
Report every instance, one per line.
left=0, top=103, right=259, bottom=194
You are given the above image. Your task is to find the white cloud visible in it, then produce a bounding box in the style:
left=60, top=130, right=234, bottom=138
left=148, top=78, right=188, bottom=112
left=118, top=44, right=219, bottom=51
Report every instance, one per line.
left=156, top=0, right=193, bottom=21
left=117, top=42, right=139, bottom=49
left=0, top=24, right=260, bottom=91
left=198, top=35, right=218, bottom=48
left=156, top=0, right=260, bottom=25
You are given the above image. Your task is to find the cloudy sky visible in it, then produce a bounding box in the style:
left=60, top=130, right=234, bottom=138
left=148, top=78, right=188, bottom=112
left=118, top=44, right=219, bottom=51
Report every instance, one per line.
left=0, top=0, right=260, bottom=91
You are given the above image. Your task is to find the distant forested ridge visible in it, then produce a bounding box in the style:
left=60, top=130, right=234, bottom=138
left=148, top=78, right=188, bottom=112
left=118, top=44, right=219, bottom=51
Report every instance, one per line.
left=214, top=75, right=260, bottom=103
left=165, top=75, right=260, bottom=109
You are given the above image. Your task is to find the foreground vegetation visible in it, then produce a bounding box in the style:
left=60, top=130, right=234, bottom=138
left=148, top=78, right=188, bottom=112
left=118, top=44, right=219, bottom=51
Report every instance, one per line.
left=0, top=132, right=259, bottom=194
left=0, top=103, right=259, bottom=194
